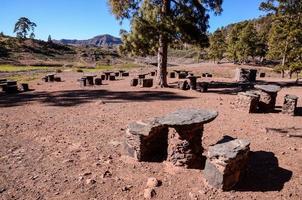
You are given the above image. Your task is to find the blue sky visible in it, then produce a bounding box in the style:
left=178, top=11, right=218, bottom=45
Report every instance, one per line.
left=0, top=0, right=266, bottom=41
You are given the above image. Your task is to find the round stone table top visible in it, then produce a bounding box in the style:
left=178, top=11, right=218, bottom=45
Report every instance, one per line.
left=254, top=84, right=281, bottom=93
left=158, top=109, right=218, bottom=126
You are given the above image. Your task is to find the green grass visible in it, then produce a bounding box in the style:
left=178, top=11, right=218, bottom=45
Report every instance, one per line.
left=0, top=65, right=53, bottom=72
left=5, top=73, right=42, bottom=83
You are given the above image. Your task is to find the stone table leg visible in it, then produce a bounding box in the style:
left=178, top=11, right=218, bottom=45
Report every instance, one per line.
left=258, top=91, right=278, bottom=112
left=167, top=124, right=203, bottom=169
left=188, top=77, right=197, bottom=90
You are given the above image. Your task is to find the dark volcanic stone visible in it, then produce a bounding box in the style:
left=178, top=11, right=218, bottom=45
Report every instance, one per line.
left=254, top=84, right=281, bottom=93
left=158, top=109, right=218, bottom=127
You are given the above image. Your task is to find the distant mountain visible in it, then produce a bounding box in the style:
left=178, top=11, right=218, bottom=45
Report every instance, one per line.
left=54, top=34, right=122, bottom=47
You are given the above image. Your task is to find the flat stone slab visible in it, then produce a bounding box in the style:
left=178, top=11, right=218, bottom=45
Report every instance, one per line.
left=127, top=119, right=163, bottom=136
left=285, top=94, right=298, bottom=100
left=158, top=109, right=218, bottom=126
left=255, top=84, right=281, bottom=93
left=207, top=138, right=250, bottom=161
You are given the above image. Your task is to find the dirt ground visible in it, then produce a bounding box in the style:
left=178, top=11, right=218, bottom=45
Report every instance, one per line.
left=0, top=63, right=301, bottom=200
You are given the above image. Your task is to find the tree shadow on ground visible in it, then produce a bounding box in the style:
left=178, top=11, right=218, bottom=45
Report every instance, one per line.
left=0, top=89, right=195, bottom=107
left=235, top=151, right=292, bottom=192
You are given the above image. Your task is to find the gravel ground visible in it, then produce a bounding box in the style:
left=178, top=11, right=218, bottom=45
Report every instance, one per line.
left=0, top=64, right=301, bottom=200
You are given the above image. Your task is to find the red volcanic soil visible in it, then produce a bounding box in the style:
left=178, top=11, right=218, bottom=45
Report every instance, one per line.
left=0, top=63, right=301, bottom=200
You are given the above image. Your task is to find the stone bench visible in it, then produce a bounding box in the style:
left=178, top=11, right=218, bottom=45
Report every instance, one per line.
left=124, top=109, right=218, bottom=169
left=235, top=91, right=260, bottom=113
left=203, top=137, right=250, bottom=191
left=198, top=82, right=253, bottom=93
left=282, top=94, right=298, bottom=116
left=255, top=84, right=281, bottom=112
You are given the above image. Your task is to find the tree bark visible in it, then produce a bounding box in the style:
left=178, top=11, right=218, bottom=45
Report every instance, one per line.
left=157, top=0, right=170, bottom=87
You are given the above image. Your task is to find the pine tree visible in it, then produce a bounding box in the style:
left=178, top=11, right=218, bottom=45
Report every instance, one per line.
left=261, top=0, right=302, bottom=78
left=108, top=0, right=223, bottom=87
left=236, top=22, right=258, bottom=63
left=48, top=35, right=52, bottom=43
left=14, top=17, right=37, bottom=39
left=208, top=29, right=226, bottom=63
left=226, top=23, right=245, bottom=63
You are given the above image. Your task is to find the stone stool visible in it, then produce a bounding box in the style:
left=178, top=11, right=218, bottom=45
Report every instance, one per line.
left=109, top=75, right=116, bottom=81
left=187, top=75, right=201, bottom=90
left=203, top=137, right=250, bottom=191
left=142, top=79, right=153, bottom=88
left=79, top=78, right=87, bottom=87
left=178, top=81, right=189, bottom=90
left=20, top=83, right=29, bottom=92
left=255, top=84, right=281, bottom=112
left=95, top=78, right=102, bottom=85
left=282, top=94, right=298, bottom=116
left=130, top=78, right=139, bottom=87
left=115, top=72, right=120, bottom=77
left=199, top=82, right=209, bottom=93
left=150, top=71, right=156, bottom=77
left=236, top=91, right=260, bottom=113
left=101, top=74, right=106, bottom=80
left=169, top=72, right=176, bottom=78
left=42, top=76, right=48, bottom=82
left=54, top=77, right=62, bottom=82
left=138, top=74, right=146, bottom=79
left=86, top=77, right=94, bottom=85
left=235, top=68, right=257, bottom=82
left=122, top=72, right=129, bottom=77
left=259, top=73, right=266, bottom=78
left=158, top=109, right=218, bottom=169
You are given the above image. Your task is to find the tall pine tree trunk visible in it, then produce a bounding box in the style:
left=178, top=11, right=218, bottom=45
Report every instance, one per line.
left=157, top=0, right=170, bottom=87
left=157, top=34, right=168, bottom=87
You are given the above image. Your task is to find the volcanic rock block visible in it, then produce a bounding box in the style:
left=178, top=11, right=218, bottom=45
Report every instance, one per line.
left=150, top=71, right=156, bottom=77
left=178, top=72, right=187, bottom=79
left=255, top=84, right=281, bottom=112
left=282, top=94, right=298, bottom=116
left=95, top=78, right=102, bottom=85
left=204, top=137, right=250, bottom=191
left=47, top=74, right=55, bottom=82
left=235, top=91, right=260, bottom=113
left=235, top=68, right=257, bottom=82
left=187, top=75, right=200, bottom=90
left=122, top=72, right=129, bottom=77
left=124, top=120, right=168, bottom=161
left=79, top=78, right=87, bottom=87
left=259, top=73, right=266, bottom=78
left=109, top=75, right=116, bottom=81
left=158, top=109, right=218, bottom=168
left=20, top=83, right=29, bottom=92
left=142, top=79, right=153, bottom=88
left=115, top=72, right=120, bottom=77
left=6, top=85, right=18, bottom=94
left=169, top=72, right=176, bottom=78
left=130, top=78, right=139, bottom=87
left=178, top=81, right=189, bottom=90
left=101, top=74, right=106, bottom=80
left=54, top=77, right=62, bottom=82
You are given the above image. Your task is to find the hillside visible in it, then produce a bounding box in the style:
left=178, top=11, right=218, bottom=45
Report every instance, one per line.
left=0, top=35, right=121, bottom=66
left=54, top=34, right=122, bottom=47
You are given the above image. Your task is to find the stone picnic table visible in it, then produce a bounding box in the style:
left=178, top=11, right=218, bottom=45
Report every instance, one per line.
left=186, top=74, right=201, bottom=90
left=46, top=73, right=56, bottom=82
left=254, top=84, right=281, bottom=112
left=103, top=71, right=114, bottom=80
left=174, top=70, right=191, bottom=79
left=83, top=74, right=97, bottom=85
left=125, top=108, right=218, bottom=169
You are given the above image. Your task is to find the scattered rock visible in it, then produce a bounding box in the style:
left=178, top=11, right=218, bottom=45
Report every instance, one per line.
left=144, top=188, right=156, bottom=199
left=146, top=177, right=159, bottom=188
left=86, top=179, right=96, bottom=185
left=121, top=185, right=133, bottom=192
left=189, top=192, right=198, bottom=200
left=103, top=170, right=112, bottom=178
